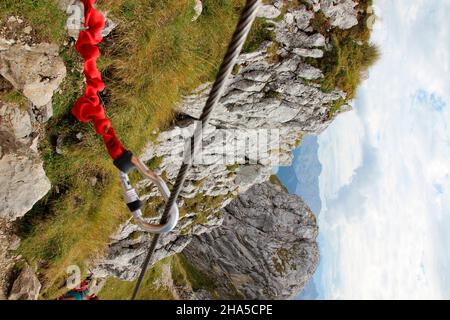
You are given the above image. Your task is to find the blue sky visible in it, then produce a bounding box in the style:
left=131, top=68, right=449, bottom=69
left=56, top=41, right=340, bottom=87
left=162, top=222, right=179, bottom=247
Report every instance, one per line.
left=316, top=0, right=450, bottom=299
left=281, top=0, right=450, bottom=299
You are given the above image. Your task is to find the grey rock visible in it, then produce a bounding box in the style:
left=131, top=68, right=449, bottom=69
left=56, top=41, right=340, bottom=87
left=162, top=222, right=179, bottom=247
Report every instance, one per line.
left=0, top=146, right=51, bottom=221
left=63, top=1, right=117, bottom=39
left=293, top=48, right=324, bottom=58
left=0, top=43, right=66, bottom=109
left=296, top=63, right=323, bottom=80
left=89, top=176, right=98, bottom=187
left=184, top=181, right=319, bottom=299
left=257, top=5, right=281, bottom=19
left=292, top=7, right=315, bottom=30
left=58, top=0, right=76, bottom=11
left=8, top=263, right=41, bottom=300
left=0, top=102, right=50, bottom=221
left=0, top=102, right=32, bottom=141
left=92, top=214, right=224, bottom=280
left=8, top=235, right=21, bottom=251
left=0, top=18, right=65, bottom=221
left=23, top=26, right=32, bottom=35
left=75, top=132, right=83, bottom=140
left=64, top=1, right=84, bottom=39
left=30, top=102, right=53, bottom=124
left=102, top=13, right=118, bottom=38
left=313, top=0, right=359, bottom=29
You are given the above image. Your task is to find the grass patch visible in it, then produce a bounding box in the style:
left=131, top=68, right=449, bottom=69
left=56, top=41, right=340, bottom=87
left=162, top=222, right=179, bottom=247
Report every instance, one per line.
left=13, top=0, right=249, bottom=297
left=273, top=247, right=294, bottom=275
left=266, top=42, right=280, bottom=64
left=184, top=193, right=228, bottom=218
left=99, top=258, right=174, bottom=300
left=264, top=89, right=282, bottom=99
left=306, top=0, right=379, bottom=115
left=226, top=163, right=240, bottom=172
left=242, top=17, right=275, bottom=53
left=231, top=63, right=241, bottom=75
left=328, top=98, right=347, bottom=116
left=269, top=175, right=289, bottom=193
left=0, top=0, right=67, bottom=43
left=179, top=192, right=230, bottom=235
left=0, top=89, right=29, bottom=109
left=173, top=253, right=216, bottom=293
left=145, top=156, right=164, bottom=171
left=317, top=36, right=379, bottom=99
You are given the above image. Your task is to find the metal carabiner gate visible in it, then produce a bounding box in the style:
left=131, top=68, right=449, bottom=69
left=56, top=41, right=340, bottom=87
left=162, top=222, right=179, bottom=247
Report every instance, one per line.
left=114, top=151, right=179, bottom=234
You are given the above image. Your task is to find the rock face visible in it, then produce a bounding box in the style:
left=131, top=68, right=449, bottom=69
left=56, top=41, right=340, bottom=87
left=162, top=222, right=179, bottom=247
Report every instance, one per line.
left=8, top=263, right=41, bottom=300
left=94, top=0, right=356, bottom=281
left=93, top=213, right=224, bottom=280
left=184, top=181, right=319, bottom=299
left=307, top=0, right=359, bottom=29
left=139, top=1, right=346, bottom=199
left=0, top=101, right=50, bottom=221
left=257, top=3, right=282, bottom=19
left=0, top=15, right=68, bottom=300
left=0, top=101, right=32, bottom=142
left=0, top=219, right=16, bottom=299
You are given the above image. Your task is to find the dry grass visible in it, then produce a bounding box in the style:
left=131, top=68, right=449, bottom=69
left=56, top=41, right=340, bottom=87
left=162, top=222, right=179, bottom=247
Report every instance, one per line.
left=305, top=0, right=379, bottom=115
left=99, top=257, right=175, bottom=300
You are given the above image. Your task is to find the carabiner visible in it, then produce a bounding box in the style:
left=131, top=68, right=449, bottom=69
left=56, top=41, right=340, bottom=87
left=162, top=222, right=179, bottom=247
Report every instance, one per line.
left=114, top=151, right=179, bottom=234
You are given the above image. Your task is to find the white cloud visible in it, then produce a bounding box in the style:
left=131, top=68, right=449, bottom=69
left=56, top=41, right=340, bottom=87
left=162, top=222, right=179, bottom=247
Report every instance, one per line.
left=316, top=0, right=450, bottom=299
left=317, top=111, right=365, bottom=209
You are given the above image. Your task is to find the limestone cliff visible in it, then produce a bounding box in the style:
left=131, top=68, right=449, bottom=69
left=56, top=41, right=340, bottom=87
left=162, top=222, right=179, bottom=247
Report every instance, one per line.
left=184, top=181, right=319, bottom=300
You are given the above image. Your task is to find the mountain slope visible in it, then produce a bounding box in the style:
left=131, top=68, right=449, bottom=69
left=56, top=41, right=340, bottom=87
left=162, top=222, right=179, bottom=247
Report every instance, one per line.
left=184, top=181, right=319, bottom=299
left=277, top=135, right=322, bottom=215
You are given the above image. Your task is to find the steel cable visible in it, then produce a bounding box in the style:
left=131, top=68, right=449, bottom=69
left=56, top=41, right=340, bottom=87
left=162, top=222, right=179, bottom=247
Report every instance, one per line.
left=131, top=0, right=261, bottom=300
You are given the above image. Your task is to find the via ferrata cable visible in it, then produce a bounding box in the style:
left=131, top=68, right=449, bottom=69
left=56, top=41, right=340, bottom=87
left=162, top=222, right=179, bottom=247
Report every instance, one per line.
left=130, top=0, right=261, bottom=300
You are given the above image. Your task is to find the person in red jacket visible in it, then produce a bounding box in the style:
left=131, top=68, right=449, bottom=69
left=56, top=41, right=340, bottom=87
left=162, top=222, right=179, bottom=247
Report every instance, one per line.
left=58, top=275, right=99, bottom=300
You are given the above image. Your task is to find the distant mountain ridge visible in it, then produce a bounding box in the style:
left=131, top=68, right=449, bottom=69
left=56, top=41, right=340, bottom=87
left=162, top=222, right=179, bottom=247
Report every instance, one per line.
left=277, top=135, right=323, bottom=215
left=297, top=278, right=319, bottom=300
